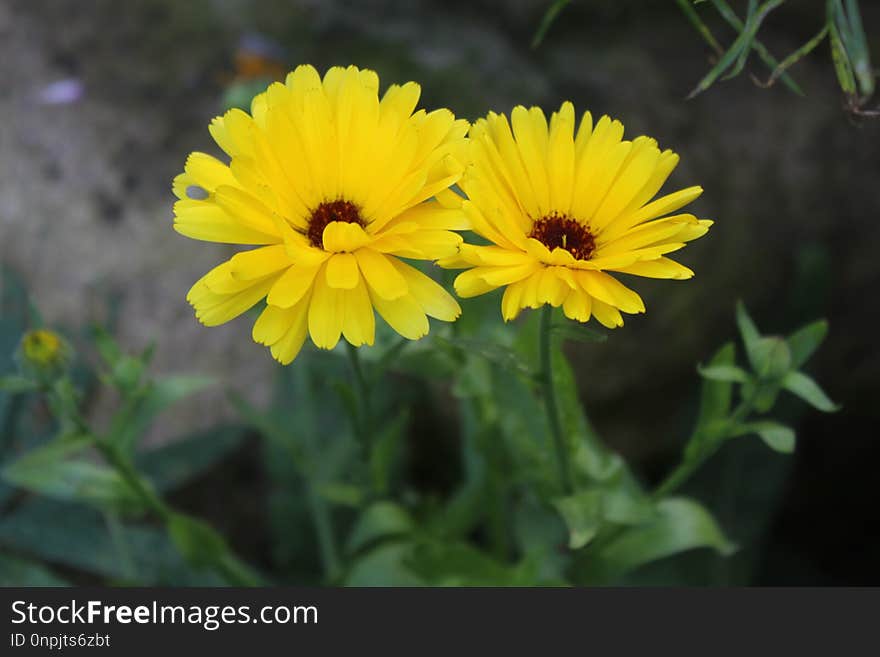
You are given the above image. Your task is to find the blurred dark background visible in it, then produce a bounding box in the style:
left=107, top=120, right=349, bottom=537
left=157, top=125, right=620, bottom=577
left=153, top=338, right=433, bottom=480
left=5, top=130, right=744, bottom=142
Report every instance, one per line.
left=1, top=0, right=878, bottom=584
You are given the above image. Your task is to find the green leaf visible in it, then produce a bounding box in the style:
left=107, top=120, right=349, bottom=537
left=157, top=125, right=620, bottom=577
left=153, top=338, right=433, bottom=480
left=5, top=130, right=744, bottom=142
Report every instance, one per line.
left=761, top=24, right=829, bottom=89
left=109, top=375, right=216, bottom=453
left=344, top=542, right=423, bottom=586
left=736, top=301, right=762, bottom=365
left=576, top=497, right=737, bottom=583
left=315, top=482, right=365, bottom=508
left=370, top=411, right=408, bottom=496
left=739, top=421, right=796, bottom=453
left=687, top=0, right=785, bottom=98
left=531, top=0, right=572, bottom=49
left=722, top=0, right=758, bottom=80
left=346, top=501, right=414, bottom=555
left=166, top=513, right=228, bottom=568
left=554, top=488, right=656, bottom=550
left=787, top=319, right=828, bottom=369
left=1, top=436, right=144, bottom=513
left=676, top=0, right=724, bottom=54
left=694, top=342, right=736, bottom=437
left=438, top=336, right=533, bottom=378
left=551, top=322, right=608, bottom=344
left=782, top=371, right=840, bottom=412
left=0, top=553, right=70, bottom=586
left=697, top=363, right=750, bottom=383
left=554, top=492, right=602, bottom=549
left=406, top=540, right=538, bottom=586
left=749, top=337, right=792, bottom=380
left=0, top=375, right=38, bottom=393
left=551, top=340, right=627, bottom=484
left=829, top=14, right=857, bottom=96
left=709, top=0, right=804, bottom=95
left=0, top=499, right=220, bottom=584
left=134, top=426, right=246, bottom=492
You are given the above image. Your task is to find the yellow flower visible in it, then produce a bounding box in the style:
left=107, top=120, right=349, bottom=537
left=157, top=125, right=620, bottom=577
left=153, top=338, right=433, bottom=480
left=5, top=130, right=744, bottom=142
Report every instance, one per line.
left=443, top=103, right=712, bottom=328
left=173, top=65, right=469, bottom=364
left=20, top=329, right=69, bottom=370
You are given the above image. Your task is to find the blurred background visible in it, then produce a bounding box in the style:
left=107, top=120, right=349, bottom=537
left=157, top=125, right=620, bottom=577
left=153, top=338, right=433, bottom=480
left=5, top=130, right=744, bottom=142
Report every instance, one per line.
left=0, top=0, right=878, bottom=585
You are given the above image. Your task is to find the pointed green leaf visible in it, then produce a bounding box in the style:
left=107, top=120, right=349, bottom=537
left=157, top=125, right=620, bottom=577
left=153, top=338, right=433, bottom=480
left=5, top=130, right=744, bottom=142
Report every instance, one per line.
left=346, top=502, right=414, bottom=555
left=697, top=363, right=750, bottom=383
left=695, top=342, right=736, bottom=434
left=782, top=371, right=840, bottom=412
left=555, top=488, right=656, bottom=550
left=531, top=0, right=572, bottom=49
left=709, top=0, right=804, bottom=95
left=750, top=337, right=792, bottom=380
left=554, top=491, right=602, bottom=549
left=109, top=374, right=216, bottom=452
left=787, top=319, right=828, bottom=369
left=736, top=301, right=762, bottom=365
left=829, top=17, right=857, bottom=96
left=1, top=436, right=144, bottom=513
left=0, top=375, right=38, bottom=393
left=739, top=420, right=796, bottom=453
left=576, top=497, right=736, bottom=583
left=551, top=322, right=608, bottom=344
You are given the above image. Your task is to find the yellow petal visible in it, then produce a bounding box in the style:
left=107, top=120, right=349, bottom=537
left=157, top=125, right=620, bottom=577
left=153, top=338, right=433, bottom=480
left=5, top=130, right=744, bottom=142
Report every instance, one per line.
left=590, top=298, right=624, bottom=328
left=173, top=200, right=277, bottom=245
left=213, top=185, right=279, bottom=236
left=501, top=278, right=527, bottom=321
left=268, top=295, right=312, bottom=365
left=229, top=245, right=291, bottom=280
left=562, top=287, right=592, bottom=323
left=354, top=249, right=408, bottom=300
left=617, top=186, right=703, bottom=231
left=392, top=261, right=461, bottom=321
left=326, top=253, right=360, bottom=289
left=536, top=267, right=567, bottom=307
left=511, top=105, right=550, bottom=215
left=609, top=257, right=694, bottom=279
left=267, top=264, right=321, bottom=308
left=308, top=265, right=344, bottom=350
left=188, top=277, right=274, bottom=327
left=575, top=270, right=645, bottom=314
left=547, top=101, right=576, bottom=214
left=323, top=221, right=372, bottom=253
left=454, top=269, right=498, bottom=298
left=369, top=289, right=429, bottom=340
left=341, top=276, right=376, bottom=347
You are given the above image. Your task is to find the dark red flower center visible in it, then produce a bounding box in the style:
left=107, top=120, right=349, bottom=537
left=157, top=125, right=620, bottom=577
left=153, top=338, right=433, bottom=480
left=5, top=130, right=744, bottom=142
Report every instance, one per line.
left=307, top=200, right=365, bottom=248
left=529, top=213, right=596, bottom=261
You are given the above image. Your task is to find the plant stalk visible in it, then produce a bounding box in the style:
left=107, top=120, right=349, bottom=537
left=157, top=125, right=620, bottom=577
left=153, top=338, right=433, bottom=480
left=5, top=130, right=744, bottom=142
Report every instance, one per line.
left=345, top=341, right=372, bottom=458
left=539, top=305, right=574, bottom=495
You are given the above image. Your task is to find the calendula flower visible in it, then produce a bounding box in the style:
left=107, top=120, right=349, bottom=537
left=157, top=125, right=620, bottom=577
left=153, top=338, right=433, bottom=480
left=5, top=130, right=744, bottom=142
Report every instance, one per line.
left=20, top=329, right=66, bottom=368
left=443, top=103, right=712, bottom=327
left=173, top=65, right=468, bottom=364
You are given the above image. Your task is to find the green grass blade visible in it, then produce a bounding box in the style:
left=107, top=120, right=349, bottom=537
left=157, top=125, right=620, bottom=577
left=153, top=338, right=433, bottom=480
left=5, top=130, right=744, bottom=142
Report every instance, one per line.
left=711, top=0, right=804, bottom=95
left=531, top=0, right=572, bottom=49
left=675, top=0, right=724, bottom=54
left=722, top=0, right=759, bottom=80
left=842, top=0, right=874, bottom=96
left=759, top=25, right=829, bottom=89
left=829, top=11, right=858, bottom=95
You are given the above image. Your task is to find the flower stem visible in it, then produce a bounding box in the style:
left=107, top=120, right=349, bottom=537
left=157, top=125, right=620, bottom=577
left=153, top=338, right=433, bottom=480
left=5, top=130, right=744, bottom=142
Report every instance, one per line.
left=652, top=396, right=756, bottom=499
left=305, top=482, right=341, bottom=581
left=345, top=341, right=372, bottom=458
left=539, top=305, right=573, bottom=495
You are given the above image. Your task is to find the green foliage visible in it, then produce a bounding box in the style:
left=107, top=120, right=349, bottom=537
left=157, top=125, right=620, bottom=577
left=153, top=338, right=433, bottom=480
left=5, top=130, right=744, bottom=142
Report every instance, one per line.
left=2, top=436, right=145, bottom=514
left=0, top=264, right=837, bottom=587
left=574, top=498, right=737, bottom=584
left=673, top=0, right=877, bottom=115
